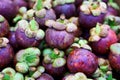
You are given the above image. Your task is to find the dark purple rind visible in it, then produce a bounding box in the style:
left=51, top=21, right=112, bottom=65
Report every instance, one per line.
left=0, top=0, right=18, bottom=21
left=79, top=11, right=105, bottom=29
left=45, top=28, right=74, bottom=49
left=106, top=6, right=118, bottom=16
left=89, top=29, right=118, bottom=54
left=0, top=44, right=14, bottom=70
left=37, top=73, right=54, bottom=80
left=13, top=0, right=28, bottom=8
left=75, top=0, right=83, bottom=7
left=67, top=48, right=98, bottom=76
left=53, top=3, right=76, bottom=19
left=35, top=9, right=56, bottom=29
left=15, top=28, right=41, bottom=48
left=0, top=20, right=9, bottom=37
left=42, top=62, right=66, bottom=77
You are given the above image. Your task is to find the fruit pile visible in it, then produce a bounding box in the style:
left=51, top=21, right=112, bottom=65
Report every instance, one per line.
left=0, top=0, right=120, bottom=80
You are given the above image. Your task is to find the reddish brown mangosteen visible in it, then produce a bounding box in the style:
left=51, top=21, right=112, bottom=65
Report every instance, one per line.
left=45, top=16, right=80, bottom=49
left=53, top=0, right=76, bottom=19
left=37, top=73, right=54, bottom=80
left=62, top=72, right=91, bottom=80
left=89, top=23, right=118, bottom=55
left=0, top=15, right=9, bottom=37
left=67, top=39, right=98, bottom=76
left=15, top=19, right=45, bottom=48
left=13, top=0, right=28, bottom=8
left=42, top=48, right=66, bottom=77
left=0, top=37, right=14, bottom=70
left=0, top=0, right=18, bottom=22
left=109, top=43, right=120, bottom=72
left=34, top=0, right=56, bottom=29
left=78, top=1, right=107, bottom=29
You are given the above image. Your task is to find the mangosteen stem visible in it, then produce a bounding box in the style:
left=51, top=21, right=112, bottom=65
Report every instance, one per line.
left=13, top=15, right=22, bottom=23
left=35, top=0, right=43, bottom=11
left=96, top=23, right=101, bottom=35
left=29, top=19, right=38, bottom=31
left=109, top=0, right=113, bottom=3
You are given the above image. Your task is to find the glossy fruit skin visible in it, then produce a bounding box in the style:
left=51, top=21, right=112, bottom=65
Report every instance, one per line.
left=42, top=62, right=66, bottom=77
left=109, top=52, right=120, bottom=72
left=45, top=28, right=74, bottom=49
left=0, top=0, right=18, bottom=21
left=13, top=0, right=28, bottom=8
left=89, top=29, right=118, bottom=55
left=0, top=44, right=14, bottom=70
left=0, top=19, right=9, bottom=37
left=8, top=31, right=19, bottom=50
left=35, top=9, right=56, bottom=29
left=15, top=28, right=41, bottom=48
left=106, top=6, right=118, bottom=16
left=67, top=48, right=98, bottom=76
left=37, top=73, right=54, bottom=80
left=53, top=3, right=76, bottom=19
left=79, top=11, right=105, bottom=29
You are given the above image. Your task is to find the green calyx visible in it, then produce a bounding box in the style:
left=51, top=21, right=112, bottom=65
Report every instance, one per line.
left=13, top=73, right=24, bottom=80
left=43, top=48, right=53, bottom=56
left=16, top=62, right=29, bottom=73
left=53, top=0, right=75, bottom=7
left=16, top=47, right=41, bottom=67
left=0, top=15, right=5, bottom=22
left=34, top=0, right=43, bottom=11
left=110, top=43, right=120, bottom=55
left=2, top=67, right=16, bottom=80
left=92, top=3, right=99, bottom=9
left=52, top=58, right=66, bottom=68
left=109, top=0, right=119, bottom=10
left=29, top=19, right=39, bottom=31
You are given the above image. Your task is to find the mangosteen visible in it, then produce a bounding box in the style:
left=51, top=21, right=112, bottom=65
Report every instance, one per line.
left=42, top=48, right=66, bottom=77
left=15, top=19, right=45, bottom=48
left=67, top=39, right=98, bottom=76
left=62, top=72, right=89, bottom=80
left=102, top=0, right=108, bottom=3
left=106, top=0, right=119, bottom=16
left=45, top=16, right=80, bottom=49
left=13, top=0, right=28, bottom=8
left=78, top=0, right=107, bottom=29
left=31, top=0, right=56, bottom=29
left=37, top=73, right=54, bottom=80
left=0, top=0, right=18, bottom=22
left=0, top=15, right=9, bottom=37
left=0, top=67, right=24, bottom=80
left=14, top=47, right=41, bottom=74
left=8, top=28, right=19, bottom=50
left=53, top=0, right=76, bottom=19
left=109, top=43, right=120, bottom=72
left=89, top=23, right=118, bottom=54
left=0, top=37, right=14, bottom=70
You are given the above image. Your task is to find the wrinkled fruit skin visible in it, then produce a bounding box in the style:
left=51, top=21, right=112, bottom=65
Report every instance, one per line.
left=15, top=28, right=41, bottom=48
left=42, top=62, right=66, bottom=77
left=79, top=11, right=105, bottom=29
left=67, top=48, right=98, bottom=76
left=75, top=0, right=83, bottom=7
left=89, top=29, right=118, bottom=54
left=109, top=52, right=120, bottom=72
left=45, top=28, right=74, bottom=49
left=0, top=44, right=14, bottom=70
left=13, top=0, right=28, bottom=8
left=106, top=6, right=118, bottom=16
left=0, top=0, right=18, bottom=21
left=35, top=9, right=56, bottom=29
left=8, top=31, right=19, bottom=50
left=37, top=73, right=54, bottom=80
left=53, top=3, right=76, bottom=19
left=0, top=19, right=9, bottom=37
